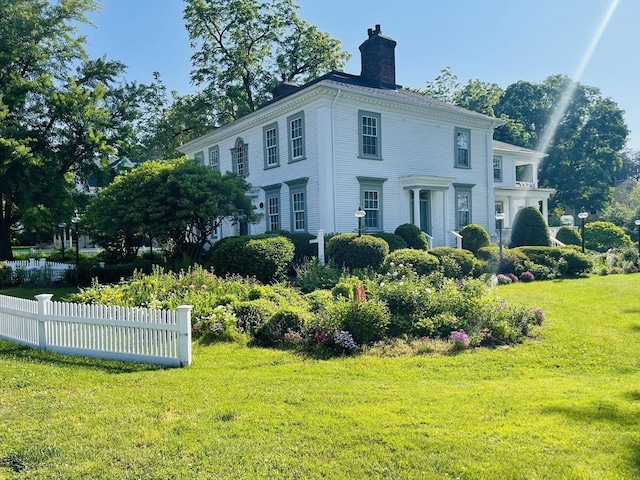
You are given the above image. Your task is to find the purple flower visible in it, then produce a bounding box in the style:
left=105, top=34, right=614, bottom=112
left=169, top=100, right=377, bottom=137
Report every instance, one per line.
left=520, top=271, right=535, bottom=282
left=450, top=329, right=470, bottom=347
left=333, top=331, right=357, bottom=350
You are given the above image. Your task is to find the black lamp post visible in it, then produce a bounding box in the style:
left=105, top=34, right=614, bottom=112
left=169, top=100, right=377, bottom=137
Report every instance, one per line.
left=578, top=209, right=588, bottom=254
left=635, top=219, right=640, bottom=255
left=71, top=209, right=81, bottom=268
left=495, top=212, right=505, bottom=270
left=354, top=206, right=366, bottom=237
left=58, top=221, right=67, bottom=261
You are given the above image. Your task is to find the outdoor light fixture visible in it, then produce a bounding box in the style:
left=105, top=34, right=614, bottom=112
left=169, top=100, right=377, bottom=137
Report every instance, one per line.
left=578, top=209, right=589, bottom=254
left=635, top=219, right=640, bottom=255
left=495, top=212, right=506, bottom=269
left=354, top=206, right=366, bottom=237
left=58, top=221, right=67, bottom=261
left=71, top=209, right=81, bottom=268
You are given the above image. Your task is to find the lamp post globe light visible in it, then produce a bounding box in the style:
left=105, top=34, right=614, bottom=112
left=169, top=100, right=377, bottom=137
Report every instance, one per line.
left=354, top=206, right=366, bottom=237
left=635, top=219, right=640, bottom=255
left=495, top=212, right=505, bottom=270
left=71, top=209, right=81, bottom=268
left=578, top=209, right=589, bottom=254
left=58, top=221, right=67, bottom=261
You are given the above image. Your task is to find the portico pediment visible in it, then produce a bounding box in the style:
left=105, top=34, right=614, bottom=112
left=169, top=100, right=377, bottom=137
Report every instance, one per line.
left=400, top=175, right=456, bottom=191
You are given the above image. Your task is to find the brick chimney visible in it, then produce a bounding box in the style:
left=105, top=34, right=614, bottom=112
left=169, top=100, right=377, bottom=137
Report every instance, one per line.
left=359, top=25, right=397, bottom=90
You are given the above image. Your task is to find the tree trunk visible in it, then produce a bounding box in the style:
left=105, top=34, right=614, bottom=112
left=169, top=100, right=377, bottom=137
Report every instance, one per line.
left=0, top=216, right=14, bottom=261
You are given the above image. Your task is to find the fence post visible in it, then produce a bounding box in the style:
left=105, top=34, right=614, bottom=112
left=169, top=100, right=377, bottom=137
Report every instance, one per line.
left=177, top=305, right=193, bottom=367
left=35, top=294, right=53, bottom=350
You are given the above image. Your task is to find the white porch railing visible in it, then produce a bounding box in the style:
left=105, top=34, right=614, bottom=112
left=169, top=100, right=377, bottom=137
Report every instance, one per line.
left=422, top=231, right=434, bottom=249
left=449, top=230, right=463, bottom=249
left=0, top=294, right=192, bottom=367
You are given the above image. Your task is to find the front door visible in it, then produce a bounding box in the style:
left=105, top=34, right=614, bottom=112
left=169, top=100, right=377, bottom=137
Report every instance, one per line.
left=420, top=190, right=431, bottom=235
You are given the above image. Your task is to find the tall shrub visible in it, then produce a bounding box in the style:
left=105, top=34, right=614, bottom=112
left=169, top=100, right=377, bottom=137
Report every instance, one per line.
left=326, top=233, right=389, bottom=270
left=394, top=224, right=429, bottom=250
left=584, top=221, right=632, bottom=252
left=460, top=224, right=490, bottom=255
left=510, top=206, right=551, bottom=247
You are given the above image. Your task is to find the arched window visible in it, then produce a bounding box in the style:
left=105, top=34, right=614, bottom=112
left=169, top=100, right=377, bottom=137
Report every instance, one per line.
left=231, top=137, right=248, bottom=176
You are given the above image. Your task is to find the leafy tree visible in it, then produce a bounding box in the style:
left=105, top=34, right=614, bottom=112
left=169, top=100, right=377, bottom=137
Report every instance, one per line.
left=453, top=79, right=504, bottom=117
left=600, top=181, right=640, bottom=240
left=183, top=0, right=350, bottom=122
left=615, top=149, right=640, bottom=184
left=84, top=158, right=259, bottom=263
left=509, top=206, right=551, bottom=247
left=410, top=66, right=459, bottom=103
left=0, top=0, right=148, bottom=259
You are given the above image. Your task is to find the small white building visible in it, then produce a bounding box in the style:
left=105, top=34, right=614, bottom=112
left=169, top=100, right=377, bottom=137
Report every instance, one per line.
left=179, top=25, right=553, bottom=246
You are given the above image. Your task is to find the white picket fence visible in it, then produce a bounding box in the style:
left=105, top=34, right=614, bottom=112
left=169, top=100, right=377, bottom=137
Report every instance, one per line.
left=0, top=294, right=192, bottom=367
left=3, top=258, right=75, bottom=283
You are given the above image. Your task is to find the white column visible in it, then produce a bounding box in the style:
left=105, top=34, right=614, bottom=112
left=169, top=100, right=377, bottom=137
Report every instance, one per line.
left=412, top=188, right=421, bottom=228
left=443, top=189, right=450, bottom=247
left=508, top=196, right=515, bottom=228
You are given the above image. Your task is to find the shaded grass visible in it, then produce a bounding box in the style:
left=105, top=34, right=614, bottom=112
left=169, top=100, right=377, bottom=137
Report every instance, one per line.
left=0, top=286, right=79, bottom=302
left=0, top=274, right=638, bottom=478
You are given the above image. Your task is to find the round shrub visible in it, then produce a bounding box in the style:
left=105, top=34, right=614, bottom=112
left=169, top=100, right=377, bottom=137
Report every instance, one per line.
left=561, top=248, right=593, bottom=275
left=326, top=233, right=389, bottom=270
left=383, top=248, right=440, bottom=276
left=328, top=299, right=390, bottom=345
left=283, top=232, right=317, bottom=264
left=477, top=245, right=499, bottom=262
left=555, top=226, right=581, bottom=246
left=499, top=248, right=528, bottom=275
left=233, top=298, right=278, bottom=336
left=460, top=224, right=490, bottom=255
left=510, top=206, right=551, bottom=247
left=584, top=221, right=632, bottom=252
left=429, top=247, right=475, bottom=278
left=394, top=223, right=429, bottom=250
left=371, top=232, right=408, bottom=252
left=255, top=306, right=312, bottom=346
left=207, top=234, right=295, bottom=283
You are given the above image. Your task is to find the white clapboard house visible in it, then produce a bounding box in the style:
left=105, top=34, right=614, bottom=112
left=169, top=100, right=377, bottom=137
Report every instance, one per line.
left=179, top=25, right=554, bottom=246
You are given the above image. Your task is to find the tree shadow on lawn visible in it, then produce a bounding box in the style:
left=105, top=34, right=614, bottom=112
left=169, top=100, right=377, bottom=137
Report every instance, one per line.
left=0, top=342, right=164, bottom=374
left=542, top=397, right=640, bottom=475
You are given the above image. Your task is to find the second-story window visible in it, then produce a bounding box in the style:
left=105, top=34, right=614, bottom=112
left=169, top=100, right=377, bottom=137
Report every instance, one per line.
left=231, top=137, right=248, bottom=176
left=263, top=123, right=279, bottom=169
left=359, top=110, right=382, bottom=159
left=209, top=146, right=220, bottom=171
left=287, top=112, right=305, bottom=162
left=455, top=128, right=470, bottom=168
left=493, top=155, right=502, bottom=181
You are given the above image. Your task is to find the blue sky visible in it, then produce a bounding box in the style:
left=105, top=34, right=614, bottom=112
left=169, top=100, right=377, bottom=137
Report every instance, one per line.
left=81, top=0, right=640, bottom=151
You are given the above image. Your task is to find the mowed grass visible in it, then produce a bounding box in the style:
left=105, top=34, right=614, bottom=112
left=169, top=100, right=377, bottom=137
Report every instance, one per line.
left=0, top=275, right=638, bottom=479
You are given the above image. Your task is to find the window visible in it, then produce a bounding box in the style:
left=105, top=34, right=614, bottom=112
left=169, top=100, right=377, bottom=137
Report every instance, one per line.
left=455, top=127, right=470, bottom=168
left=285, top=178, right=309, bottom=232
left=208, top=146, right=220, bottom=171
left=493, top=155, right=502, bottom=181
left=231, top=137, right=248, bottom=176
left=287, top=112, right=305, bottom=162
left=263, top=184, right=282, bottom=232
left=263, top=123, right=279, bottom=169
left=194, top=151, right=204, bottom=165
left=358, top=110, right=382, bottom=159
left=454, top=183, right=475, bottom=229
left=357, top=176, right=387, bottom=232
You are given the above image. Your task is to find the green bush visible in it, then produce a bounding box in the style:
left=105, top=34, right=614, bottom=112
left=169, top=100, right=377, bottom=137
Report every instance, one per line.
left=294, top=259, right=342, bottom=293
left=584, top=221, right=632, bottom=252
left=394, top=224, right=429, bottom=250
left=233, top=299, right=279, bottom=336
left=514, top=246, right=592, bottom=277
left=326, top=233, right=389, bottom=270
left=510, top=206, right=551, bottom=247
left=207, top=234, right=295, bottom=283
left=498, top=248, right=528, bottom=275
left=555, top=226, right=582, bottom=246
left=383, top=249, right=440, bottom=276
left=283, top=232, right=317, bottom=264
left=255, top=306, right=312, bottom=346
left=561, top=249, right=593, bottom=275
left=429, top=247, right=475, bottom=278
left=370, top=232, right=408, bottom=252
left=304, top=290, right=336, bottom=313
left=460, top=224, right=490, bottom=255
left=327, top=299, right=390, bottom=345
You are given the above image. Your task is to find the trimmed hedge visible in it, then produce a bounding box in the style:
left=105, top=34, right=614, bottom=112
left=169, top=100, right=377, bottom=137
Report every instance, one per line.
left=429, top=247, right=476, bottom=277
left=584, top=221, right=632, bottom=252
left=460, top=224, right=490, bottom=255
left=206, top=234, right=295, bottom=283
left=326, top=233, right=389, bottom=270
left=510, top=206, right=551, bottom=247
left=555, top=226, right=581, bottom=246
left=394, top=224, right=429, bottom=250
left=515, top=246, right=593, bottom=276
left=371, top=232, right=408, bottom=252
left=384, top=248, right=440, bottom=276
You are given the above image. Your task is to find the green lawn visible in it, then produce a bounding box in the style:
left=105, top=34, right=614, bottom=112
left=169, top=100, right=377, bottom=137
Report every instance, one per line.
left=0, top=275, right=638, bottom=479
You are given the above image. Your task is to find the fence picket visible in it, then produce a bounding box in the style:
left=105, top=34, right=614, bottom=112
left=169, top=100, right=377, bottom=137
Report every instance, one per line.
left=0, top=294, right=191, bottom=367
